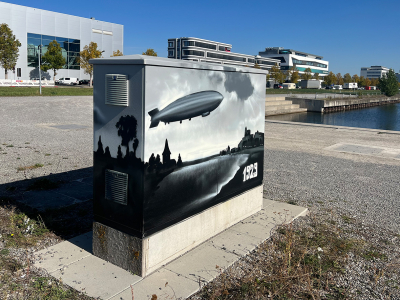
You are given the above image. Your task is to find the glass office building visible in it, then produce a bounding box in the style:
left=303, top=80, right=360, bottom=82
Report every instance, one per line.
left=0, top=2, right=123, bottom=80
left=258, top=47, right=329, bottom=78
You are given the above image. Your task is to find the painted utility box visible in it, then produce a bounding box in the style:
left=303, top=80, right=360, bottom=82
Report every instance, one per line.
left=91, top=55, right=266, bottom=276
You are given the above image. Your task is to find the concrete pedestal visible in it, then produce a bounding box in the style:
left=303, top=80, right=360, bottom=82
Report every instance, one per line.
left=93, top=185, right=263, bottom=277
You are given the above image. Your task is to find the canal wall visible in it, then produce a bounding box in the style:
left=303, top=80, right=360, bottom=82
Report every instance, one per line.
left=287, top=96, right=400, bottom=113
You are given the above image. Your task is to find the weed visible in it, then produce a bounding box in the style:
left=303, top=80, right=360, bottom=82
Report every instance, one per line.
left=26, top=178, right=60, bottom=191
left=17, top=163, right=44, bottom=171
left=0, top=249, right=9, bottom=256
left=341, top=215, right=354, bottom=224
left=363, top=249, right=387, bottom=261
left=45, top=153, right=51, bottom=156
left=287, top=200, right=297, bottom=205
left=6, top=144, right=14, bottom=147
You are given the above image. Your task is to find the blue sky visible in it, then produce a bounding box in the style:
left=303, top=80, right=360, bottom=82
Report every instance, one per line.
left=4, top=0, right=400, bottom=75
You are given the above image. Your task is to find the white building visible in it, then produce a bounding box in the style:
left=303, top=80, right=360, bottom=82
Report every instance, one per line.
left=0, top=2, right=123, bottom=81
left=168, top=37, right=280, bottom=71
left=360, top=66, right=389, bottom=79
left=258, top=47, right=329, bottom=78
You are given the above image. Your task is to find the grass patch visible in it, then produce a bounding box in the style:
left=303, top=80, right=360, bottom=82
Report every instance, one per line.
left=192, top=211, right=397, bottom=300
left=0, top=87, right=93, bottom=97
left=6, top=144, right=14, bottom=147
left=16, top=163, right=44, bottom=171
left=45, top=153, right=51, bottom=156
left=26, top=178, right=60, bottom=191
left=362, top=249, right=388, bottom=261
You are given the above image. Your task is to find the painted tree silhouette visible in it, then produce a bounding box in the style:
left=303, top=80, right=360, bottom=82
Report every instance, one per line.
left=117, top=145, right=123, bottom=160
left=115, top=115, right=138, bottom=156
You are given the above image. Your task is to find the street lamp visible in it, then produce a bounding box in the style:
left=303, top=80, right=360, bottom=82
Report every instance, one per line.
left=38, top=44, right=42, bottom=95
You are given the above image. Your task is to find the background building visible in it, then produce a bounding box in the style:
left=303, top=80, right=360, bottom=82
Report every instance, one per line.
left=360, top=66, right=389, bottom=79
left=258, top=47, right=329, bottom=78
left=0, top=2, right=123, bottom=80
left=168, top=37, right=280, bottom=71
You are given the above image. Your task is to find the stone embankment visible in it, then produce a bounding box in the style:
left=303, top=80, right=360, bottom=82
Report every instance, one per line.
left=287, top=96, right=400, bottom=113
left=265, top=96, right=307, bottom=116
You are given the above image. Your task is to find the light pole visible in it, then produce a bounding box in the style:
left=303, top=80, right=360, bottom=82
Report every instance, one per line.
left=38, top=44, right=42, bottom=95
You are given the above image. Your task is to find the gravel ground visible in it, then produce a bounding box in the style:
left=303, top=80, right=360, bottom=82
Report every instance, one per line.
left=0, top=96, right=93, bottom=188
left=263, top=120, right=400, bottom=235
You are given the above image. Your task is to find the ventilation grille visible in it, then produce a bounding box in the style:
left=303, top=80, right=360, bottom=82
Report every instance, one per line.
left=105, top=169, right=128, bottom=205
left=105, top=74, right=128, bottom=106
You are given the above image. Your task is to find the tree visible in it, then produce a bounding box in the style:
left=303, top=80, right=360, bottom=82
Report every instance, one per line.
left=323, top=71, right=336, bottom=86
left=352, top=74, right=359, bottom=83
left=336, top=73, right=344, bottom=85
left=111, top=50, right=123, bottom=57
left=142, top=49, right=157, bottom=56
left=0, top=23, right=21, bottom=79
left=41, top=40, right=66, bottom=79
left=370, top=78, right=379, bottom=87
left=289, top=67, right=300, bottom=84
left=364, top=78, right=371, bottom=87
left=269, top=64, right=281, bottom=83
left=80, top=42, right=102, bottom=87
left=301, top=68, right=312, bottom=80
left=343, top=73, right=352, bottom=83
left=115, top=115, right=138, bottom=157
left=312, top=72, right=320, bottom=80
left=379, top=69, right=398, bottom=96
left=358, top=76, right=365, bottom=87
left=253, top=63, right=261, bottom=69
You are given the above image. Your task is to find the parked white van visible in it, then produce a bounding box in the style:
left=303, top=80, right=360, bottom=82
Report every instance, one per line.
left=333, top=85, right=343, bottom=90
left=282, top=83, right=296, bottom=89
left=57, top=77, right=79, bottom=85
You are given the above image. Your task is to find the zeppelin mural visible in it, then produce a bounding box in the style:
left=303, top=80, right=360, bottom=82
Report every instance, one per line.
left=93, top=60, right=265, bottom=238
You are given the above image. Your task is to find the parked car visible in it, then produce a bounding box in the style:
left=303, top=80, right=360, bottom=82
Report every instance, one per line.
left=325, top=86, right=333, bottom=89
left=273, top=84, right=283, bottom=89
left=58, top=77, right=79, bottom=85
left=79, top=79, right=90, bottom=85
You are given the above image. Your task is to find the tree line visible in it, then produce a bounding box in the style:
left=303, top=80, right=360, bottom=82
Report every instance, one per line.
left=267, top=65, right=382, bottom=87
left=0, top=23, right=157, bottom=86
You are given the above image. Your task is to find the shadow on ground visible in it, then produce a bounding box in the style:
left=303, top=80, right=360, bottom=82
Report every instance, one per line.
left=0, top=167, right=94, bottom=240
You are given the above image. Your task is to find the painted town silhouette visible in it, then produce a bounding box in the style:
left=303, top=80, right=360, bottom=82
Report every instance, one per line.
left=95, top=115, right=264, bottom=175
left=94, top=114, right=264, bottom=233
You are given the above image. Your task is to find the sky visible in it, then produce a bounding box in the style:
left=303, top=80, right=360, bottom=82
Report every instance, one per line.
left=3, top=0, right=400, bottom=76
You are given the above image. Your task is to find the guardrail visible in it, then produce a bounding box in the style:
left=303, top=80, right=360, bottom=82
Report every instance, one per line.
left=0, top=79, right=55, bottom=87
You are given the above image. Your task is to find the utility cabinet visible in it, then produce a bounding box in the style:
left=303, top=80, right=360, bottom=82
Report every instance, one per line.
left=90, top=55, right=266, bottom=276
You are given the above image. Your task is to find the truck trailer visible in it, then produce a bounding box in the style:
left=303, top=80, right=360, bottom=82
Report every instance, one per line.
left=343, top=82, right=358, bottom=89
left=300, top=80, right=321, bottom=89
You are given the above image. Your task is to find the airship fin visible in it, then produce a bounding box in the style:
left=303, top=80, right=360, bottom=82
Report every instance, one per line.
left=148, top=108, right=159, bottom=117
left=202, top=111, right=210, bottom=117
left=148, top=108, right=160, bottom=128
left=150, top=120, right=160, bottom=128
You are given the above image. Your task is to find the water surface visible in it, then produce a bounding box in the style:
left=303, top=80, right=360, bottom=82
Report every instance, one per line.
left=266, top=103, right=400, bottom=131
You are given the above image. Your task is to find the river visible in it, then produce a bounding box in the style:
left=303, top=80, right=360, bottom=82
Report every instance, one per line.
left=266, top=103, right=400, bottom=131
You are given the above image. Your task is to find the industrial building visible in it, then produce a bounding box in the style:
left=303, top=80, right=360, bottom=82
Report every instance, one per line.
left=0, top=1, right=123, bottom=81
left=360, top=66, right=389, bottom=79
left=167, top=37, right=280, bottom=71
left=258, top=47, right=329, bottom=78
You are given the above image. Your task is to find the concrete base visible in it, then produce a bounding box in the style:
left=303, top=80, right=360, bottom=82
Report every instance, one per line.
left=93, top=185, right=263, bottom=277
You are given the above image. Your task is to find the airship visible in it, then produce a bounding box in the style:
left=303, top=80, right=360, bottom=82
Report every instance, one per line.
left=148, top=91, right=224, bottom=128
